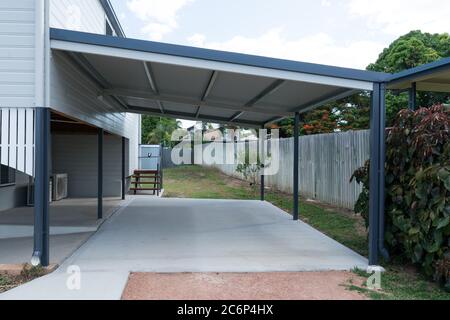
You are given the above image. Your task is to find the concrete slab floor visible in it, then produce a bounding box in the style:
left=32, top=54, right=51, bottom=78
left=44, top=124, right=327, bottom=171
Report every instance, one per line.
left=0, top=197, right=122, bottom=227
left=1, top=197, right=368, bottom=300
left=0, top=197, right=127, bottom=266
left=0, top=233, right=93, bottom=265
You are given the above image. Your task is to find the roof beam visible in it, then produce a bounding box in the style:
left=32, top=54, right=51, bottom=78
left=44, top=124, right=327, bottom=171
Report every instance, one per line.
left=290, top=88, right=358, bottom=114
left=264, top=89, right=358, bottom=126
left=126, top=105, right=262, bottom=128
left=196, top=71, right=219, bottom=118
left=245, top=79, right=285, bottom=107
left=195, top=106, right=202, bottom=118
left=229, top=111, right=244, bottom=122
left=143, top=61, right=165, bottom=114
left=102, top=88, right=293, bottom=117
left=202, top=71, right=219, bottom=100
left=264, top=116, right=286, bottom=126
left=65, top=52, right=128, bottom=110
left=416, top=82, right=450, bottom=93
left=232, top=79, right=284, bottom=123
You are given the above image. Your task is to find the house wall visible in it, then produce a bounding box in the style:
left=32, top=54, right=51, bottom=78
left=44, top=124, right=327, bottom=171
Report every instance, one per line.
left=0, top=0, right=139, bottom=209
left=50, top=51, right=140, bottom=174
left=49, top=0, right=107, bottom=35
left=0, top=0, right=38, bottom=211
left=0, top=0, right=36, bottom=108
left=52, top=133, right=129, bottom=198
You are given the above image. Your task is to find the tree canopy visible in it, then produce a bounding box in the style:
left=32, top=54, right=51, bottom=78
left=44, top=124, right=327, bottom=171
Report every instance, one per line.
left=141, top=115, right=181, bottom=147
left=273, top=30, right=450, bottom=136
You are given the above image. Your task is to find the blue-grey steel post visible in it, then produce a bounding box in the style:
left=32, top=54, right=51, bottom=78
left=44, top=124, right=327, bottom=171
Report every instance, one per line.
left=121, top=136, right=126, bottom=200
left=293, top=112, right=300, bottom=220
left=33, top=108, right=51, bottom=267
left=378, top=83, right=390, bottom=261
left=98, top=128, right=104, bottom=219
left=408, top=82, right=417, bottom=111
left=369, top=83, right=381, bottom=265
left=260, top=126, right=265, bottom=201
left=160, top=143, right=164, bottom=190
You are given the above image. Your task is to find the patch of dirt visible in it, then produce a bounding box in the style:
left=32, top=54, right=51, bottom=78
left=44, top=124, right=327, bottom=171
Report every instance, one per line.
left=122, top=272, right=368, bottom=300
left=0, top=264, right=51, bottom=294
left=223, top=173, right=248, bottom=188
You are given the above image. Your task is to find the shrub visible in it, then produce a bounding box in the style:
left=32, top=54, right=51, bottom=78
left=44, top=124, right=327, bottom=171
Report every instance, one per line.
left=352, top=104, right=450, bottom=287
left=235, top=149, right=264, bottom=188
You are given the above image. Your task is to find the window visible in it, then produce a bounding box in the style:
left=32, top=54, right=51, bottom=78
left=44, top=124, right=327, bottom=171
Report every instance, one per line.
left=0, top=165, right=15, bottom=186
left=106, top=21, right=114, bottom=36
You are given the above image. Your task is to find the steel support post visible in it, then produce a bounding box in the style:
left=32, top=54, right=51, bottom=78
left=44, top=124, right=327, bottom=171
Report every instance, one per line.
left=408, top=82, right=417, bottom=111
left=33, top=108, right=50, bottom=267
left=98, top=128, right=104, bottom=219
left=293, top=112, right=300, bottom=221
left=121, top=136, right=126, bottom=200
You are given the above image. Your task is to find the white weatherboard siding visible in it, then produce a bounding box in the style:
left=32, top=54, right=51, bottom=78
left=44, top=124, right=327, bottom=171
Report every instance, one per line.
left=0, top=0, right=36, bottom=108
left=50, top=0, right=106, bottom=35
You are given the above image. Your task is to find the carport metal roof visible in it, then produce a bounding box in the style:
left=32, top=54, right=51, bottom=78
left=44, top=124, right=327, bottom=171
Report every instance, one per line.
left=387, top=56, right=450, bottom=93
left=50, top=28, right=391, bottom=128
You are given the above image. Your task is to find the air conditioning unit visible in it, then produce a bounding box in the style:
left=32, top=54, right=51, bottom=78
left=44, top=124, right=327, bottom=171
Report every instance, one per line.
left=52, top=174, right=68, bottom=201
left=27, top=177, right=53, bottom=206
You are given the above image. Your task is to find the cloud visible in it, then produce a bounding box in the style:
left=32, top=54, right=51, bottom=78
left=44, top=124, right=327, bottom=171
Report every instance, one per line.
left=187, top=28, right=384, bottom=69
left=127, top=0, right=194, bottom=40
left=348, top=0, right=450, bottom=35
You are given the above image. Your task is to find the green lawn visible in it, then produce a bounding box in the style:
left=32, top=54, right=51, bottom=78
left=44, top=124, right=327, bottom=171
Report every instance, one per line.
left=163, top=165, right=450, bottom=300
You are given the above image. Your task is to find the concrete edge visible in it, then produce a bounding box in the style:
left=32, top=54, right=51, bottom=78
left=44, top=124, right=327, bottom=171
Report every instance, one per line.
left=262, top=200, right=369, bottom=264
left=56, top=197, right=135, bottom=269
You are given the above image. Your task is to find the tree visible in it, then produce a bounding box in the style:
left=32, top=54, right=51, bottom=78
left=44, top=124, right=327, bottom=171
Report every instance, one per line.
left=351, top=105, right=450, bottom=283
left=368, top=30, right=450, bottom=117
left=274, top=30, right=450, bottom=136
left=141, top=115, right=181, bottom=147
left=368, top=31, right=449, bottom=73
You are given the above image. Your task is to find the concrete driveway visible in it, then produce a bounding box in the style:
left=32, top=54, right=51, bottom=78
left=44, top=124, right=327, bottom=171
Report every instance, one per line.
left=1, top=197, right=368, bottom=300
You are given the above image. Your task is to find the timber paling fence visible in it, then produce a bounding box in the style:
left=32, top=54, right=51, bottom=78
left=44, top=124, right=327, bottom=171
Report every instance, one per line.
left=162, top=130, right=370, bottom=210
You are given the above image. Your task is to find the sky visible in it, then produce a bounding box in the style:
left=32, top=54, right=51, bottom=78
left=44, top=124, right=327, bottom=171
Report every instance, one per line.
left=110, top=0, right=450, bottom=127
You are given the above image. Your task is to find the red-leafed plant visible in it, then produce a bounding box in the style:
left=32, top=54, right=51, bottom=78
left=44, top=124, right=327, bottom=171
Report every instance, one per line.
left=352, top=104, right=450, bottom=289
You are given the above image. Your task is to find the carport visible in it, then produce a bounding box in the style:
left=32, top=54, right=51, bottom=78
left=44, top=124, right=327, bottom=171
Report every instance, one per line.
left=33, top=28, right=393, bottom=268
